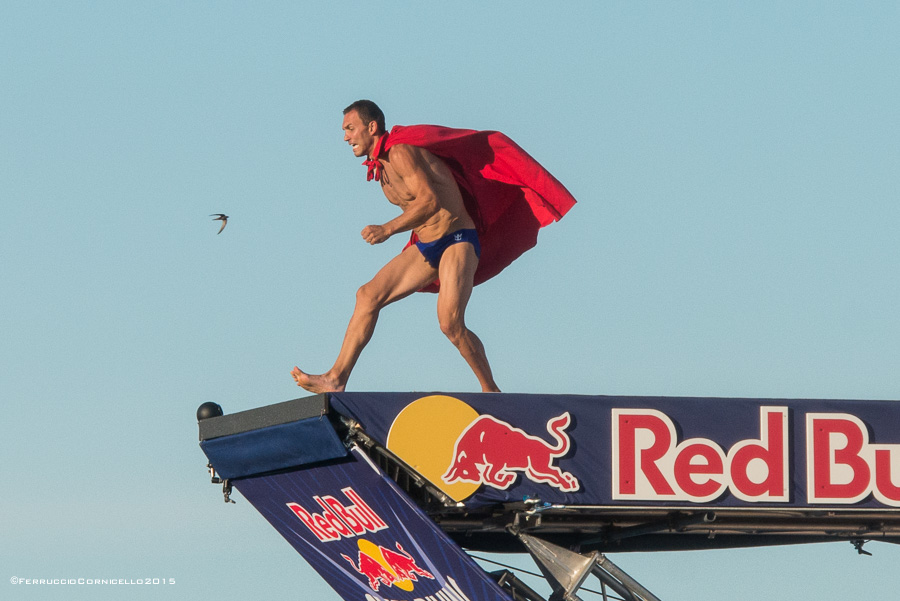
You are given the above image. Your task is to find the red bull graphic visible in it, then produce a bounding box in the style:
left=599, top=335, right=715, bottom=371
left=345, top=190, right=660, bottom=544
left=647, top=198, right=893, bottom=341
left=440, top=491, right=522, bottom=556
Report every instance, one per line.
left=286, top=486, right=388, bottom=542
left=351, top=392, right=900, bottom=510
left=229, top=445, right=512, bottom=601
left=206, top=394, right=900, bottom=601
left=442, top=412, right=580, bottom=492
left=341, top=539, right=435, bottom=592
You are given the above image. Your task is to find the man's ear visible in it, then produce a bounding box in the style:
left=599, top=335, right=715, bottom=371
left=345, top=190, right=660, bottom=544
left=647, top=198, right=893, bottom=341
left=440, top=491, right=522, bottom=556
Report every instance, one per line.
left=367, top=120, right=379, bottom=135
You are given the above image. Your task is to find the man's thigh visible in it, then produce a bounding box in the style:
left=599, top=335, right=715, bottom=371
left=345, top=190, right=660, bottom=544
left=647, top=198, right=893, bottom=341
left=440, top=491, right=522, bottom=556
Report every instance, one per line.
left=436, top=242, right=479, bottom=313
left=366, top=246, right=439, bottom=306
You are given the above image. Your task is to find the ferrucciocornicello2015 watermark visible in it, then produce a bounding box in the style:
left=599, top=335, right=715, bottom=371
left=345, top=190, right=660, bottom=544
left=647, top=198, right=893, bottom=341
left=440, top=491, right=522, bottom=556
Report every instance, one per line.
left=10, top=577, right=175, bottom=586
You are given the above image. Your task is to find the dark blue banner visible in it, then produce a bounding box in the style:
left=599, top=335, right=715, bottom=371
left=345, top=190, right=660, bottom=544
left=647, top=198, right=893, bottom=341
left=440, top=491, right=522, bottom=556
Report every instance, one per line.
left=233, top=446, right=511, bottom=601
left=328, top=393, right=900, bottom=510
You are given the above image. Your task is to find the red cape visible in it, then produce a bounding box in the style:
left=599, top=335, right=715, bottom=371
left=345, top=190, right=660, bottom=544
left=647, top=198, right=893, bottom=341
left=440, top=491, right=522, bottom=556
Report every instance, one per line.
left=368, top=124, right=577, bottom=292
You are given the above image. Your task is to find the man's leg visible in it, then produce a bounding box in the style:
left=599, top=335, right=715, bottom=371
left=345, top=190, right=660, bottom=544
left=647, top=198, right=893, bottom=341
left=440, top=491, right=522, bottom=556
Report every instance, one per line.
left=436, top=243, right=500, bottom=392
left=292, top=247, right=438, bottom=393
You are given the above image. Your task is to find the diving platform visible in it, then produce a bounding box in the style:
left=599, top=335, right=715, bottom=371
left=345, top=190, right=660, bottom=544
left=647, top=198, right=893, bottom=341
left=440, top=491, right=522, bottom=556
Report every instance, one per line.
left=197, top=393, right=900, bottom=600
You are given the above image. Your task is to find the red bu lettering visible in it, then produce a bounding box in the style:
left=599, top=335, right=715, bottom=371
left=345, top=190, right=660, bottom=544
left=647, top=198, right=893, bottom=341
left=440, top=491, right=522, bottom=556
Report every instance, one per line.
left=286, top=487, right=389, bottom=542
left=612, top=407, right=788, bottom=503
left=807, top=413, right=900, bottom=506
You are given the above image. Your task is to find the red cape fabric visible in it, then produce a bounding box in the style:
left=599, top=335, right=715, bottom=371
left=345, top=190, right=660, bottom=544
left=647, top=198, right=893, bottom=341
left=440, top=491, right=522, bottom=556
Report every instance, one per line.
left=369, top=124, right=577, bottom=292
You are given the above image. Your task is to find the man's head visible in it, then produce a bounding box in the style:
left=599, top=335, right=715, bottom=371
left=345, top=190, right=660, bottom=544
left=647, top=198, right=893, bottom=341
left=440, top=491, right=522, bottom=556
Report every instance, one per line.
left=342, top=100, right=385, bottom=158
left=343, top=100, right=385, bottom=134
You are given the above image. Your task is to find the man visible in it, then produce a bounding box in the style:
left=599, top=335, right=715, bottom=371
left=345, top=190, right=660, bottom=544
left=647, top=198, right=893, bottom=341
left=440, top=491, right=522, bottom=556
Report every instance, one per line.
left=292, top=100, right=576, bottom=393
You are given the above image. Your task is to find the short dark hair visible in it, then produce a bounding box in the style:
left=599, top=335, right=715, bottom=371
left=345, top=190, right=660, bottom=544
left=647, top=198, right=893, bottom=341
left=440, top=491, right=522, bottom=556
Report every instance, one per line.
left=343, top=99, right=386, bottom=135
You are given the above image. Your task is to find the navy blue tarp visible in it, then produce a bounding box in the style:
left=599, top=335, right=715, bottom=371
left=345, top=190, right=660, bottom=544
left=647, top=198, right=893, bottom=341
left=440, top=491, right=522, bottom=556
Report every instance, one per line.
left=328, top=393, right=900, bottom=510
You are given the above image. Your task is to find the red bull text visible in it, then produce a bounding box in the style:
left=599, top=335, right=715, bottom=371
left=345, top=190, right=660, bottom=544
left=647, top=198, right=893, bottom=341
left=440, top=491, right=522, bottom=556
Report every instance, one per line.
left=286, top=487, right=388, bottom=542
left=362, top=576, right=474, bottom=601
left=807, top=413, right=900, bottom=505
left=613, top=406, right=900, bottom=505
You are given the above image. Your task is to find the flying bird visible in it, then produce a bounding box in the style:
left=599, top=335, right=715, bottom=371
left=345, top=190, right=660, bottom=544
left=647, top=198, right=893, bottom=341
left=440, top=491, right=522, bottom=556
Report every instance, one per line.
left=210, top=213, right=228, bottom=234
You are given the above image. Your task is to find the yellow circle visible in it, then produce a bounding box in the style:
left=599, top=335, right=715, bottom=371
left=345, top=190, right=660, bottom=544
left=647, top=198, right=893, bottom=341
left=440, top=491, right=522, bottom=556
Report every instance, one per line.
left=386, top=395, right=480, bottom=501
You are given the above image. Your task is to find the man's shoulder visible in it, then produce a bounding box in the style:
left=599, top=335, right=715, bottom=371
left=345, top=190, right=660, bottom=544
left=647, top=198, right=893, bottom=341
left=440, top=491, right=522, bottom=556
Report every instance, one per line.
left=385, top=142, right=419, bottom=152
left=384, top=142, right=431, bottom=166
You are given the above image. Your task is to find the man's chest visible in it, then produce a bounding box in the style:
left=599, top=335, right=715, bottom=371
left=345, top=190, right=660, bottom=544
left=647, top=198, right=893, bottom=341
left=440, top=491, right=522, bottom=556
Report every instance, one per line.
left=378, top=163, right=415, bottom=206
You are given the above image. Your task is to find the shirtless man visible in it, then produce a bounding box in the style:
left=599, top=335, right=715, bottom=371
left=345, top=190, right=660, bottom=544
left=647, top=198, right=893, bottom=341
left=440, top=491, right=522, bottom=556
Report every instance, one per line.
left=291, top=100, right=500, bottom=393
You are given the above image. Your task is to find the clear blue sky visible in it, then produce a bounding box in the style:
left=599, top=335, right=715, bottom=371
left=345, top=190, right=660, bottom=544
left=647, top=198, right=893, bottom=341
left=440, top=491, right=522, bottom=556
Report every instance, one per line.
left=2, top=2, right=898, bottom=600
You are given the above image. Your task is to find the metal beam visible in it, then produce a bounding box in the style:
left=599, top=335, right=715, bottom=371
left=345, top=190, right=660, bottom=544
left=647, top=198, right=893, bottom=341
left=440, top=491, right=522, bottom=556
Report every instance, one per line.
left=516, top=532, right=662, bottom=601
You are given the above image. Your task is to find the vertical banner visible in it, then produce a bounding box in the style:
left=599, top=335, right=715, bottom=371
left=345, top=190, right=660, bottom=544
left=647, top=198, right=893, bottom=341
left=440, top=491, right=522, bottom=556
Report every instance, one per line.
left=233, top=447, right=511, bottom=601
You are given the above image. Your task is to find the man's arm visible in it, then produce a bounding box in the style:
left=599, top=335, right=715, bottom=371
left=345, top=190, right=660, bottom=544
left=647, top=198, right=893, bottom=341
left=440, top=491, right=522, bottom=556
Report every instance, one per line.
left=361, top=144, right=440, bottom=245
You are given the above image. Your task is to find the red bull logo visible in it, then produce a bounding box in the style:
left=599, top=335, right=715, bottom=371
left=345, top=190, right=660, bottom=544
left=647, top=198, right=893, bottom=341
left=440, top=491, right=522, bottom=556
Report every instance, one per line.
left=379, top=395, right=900, bottom=509
left=286, top=487, right=388, bottom=542
left=386, top=396, right=581, bottom=501
left=442, top=412, right=580, bottom=492
left=342, top=539, right=435, bottom=592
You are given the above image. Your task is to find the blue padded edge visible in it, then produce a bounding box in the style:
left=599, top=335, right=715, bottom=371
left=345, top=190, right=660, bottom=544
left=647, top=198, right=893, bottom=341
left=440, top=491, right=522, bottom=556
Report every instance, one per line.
left=200, top=416, right=346, bottom=479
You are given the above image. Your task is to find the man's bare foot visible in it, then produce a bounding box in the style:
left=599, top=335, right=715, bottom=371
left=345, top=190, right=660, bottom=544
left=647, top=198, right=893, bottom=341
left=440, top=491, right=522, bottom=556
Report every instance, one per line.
left=291, top=367, right=346, bottom=393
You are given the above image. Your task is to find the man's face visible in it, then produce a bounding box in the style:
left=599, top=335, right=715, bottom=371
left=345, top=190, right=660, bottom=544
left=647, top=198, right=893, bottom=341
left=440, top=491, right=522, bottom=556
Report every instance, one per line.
left=342, top=110, right=376, bottom=157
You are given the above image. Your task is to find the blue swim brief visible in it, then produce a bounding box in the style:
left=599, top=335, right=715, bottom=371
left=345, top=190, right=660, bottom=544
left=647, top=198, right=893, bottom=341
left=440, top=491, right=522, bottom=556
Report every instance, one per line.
left=414, top=229, right=481, bottom=268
